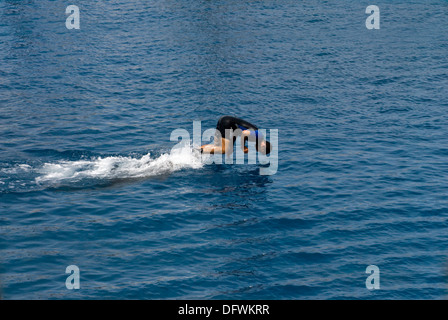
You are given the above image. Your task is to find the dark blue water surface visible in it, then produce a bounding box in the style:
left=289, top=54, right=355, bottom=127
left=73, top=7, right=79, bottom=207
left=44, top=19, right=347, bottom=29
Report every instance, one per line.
left=1, top=0, right=447, bottom=299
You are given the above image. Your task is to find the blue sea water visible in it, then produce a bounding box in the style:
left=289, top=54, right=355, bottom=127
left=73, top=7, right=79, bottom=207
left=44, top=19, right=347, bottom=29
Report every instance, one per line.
left=0, top=0, right=447, bottom=299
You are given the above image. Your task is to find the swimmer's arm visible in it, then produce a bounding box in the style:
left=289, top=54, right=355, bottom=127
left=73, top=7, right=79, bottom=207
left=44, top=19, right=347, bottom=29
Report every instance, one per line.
left=241, top=130, right=250, bottom=153
left=201, top=138, right=233, bottom=154
left=201, top=144, right=224, bottom=154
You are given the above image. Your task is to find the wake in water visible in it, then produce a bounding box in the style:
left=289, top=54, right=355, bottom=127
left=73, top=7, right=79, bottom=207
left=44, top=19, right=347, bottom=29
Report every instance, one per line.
left=0, top=143, right=205, bottom=193
left=36, top=143, right=203, bottom=183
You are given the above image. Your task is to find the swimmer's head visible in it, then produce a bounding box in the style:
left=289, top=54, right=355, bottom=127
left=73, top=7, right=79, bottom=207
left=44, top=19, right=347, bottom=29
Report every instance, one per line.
left=256, top=139, right=272, bottom=155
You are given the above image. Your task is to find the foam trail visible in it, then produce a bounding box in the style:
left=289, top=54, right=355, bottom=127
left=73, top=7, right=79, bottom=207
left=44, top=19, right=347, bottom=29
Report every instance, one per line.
left=35, top=143, right=203, bottom=184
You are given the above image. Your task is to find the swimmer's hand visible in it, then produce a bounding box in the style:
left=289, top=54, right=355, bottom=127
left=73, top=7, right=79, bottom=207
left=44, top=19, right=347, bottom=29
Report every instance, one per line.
left=200, top=144, right=217, bottom=154
left=241, top=130, right=251, bottom=138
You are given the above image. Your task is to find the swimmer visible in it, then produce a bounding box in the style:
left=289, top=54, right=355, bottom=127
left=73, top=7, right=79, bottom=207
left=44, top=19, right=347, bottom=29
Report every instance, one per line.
left=200, top=116, right=272, bottom=155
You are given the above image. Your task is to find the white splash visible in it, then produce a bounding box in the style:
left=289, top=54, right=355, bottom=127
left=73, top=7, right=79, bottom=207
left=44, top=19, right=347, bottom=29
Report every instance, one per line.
left=35, top=143, right=204, bottom=184
left=1, top=164, right=32, bottom=174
